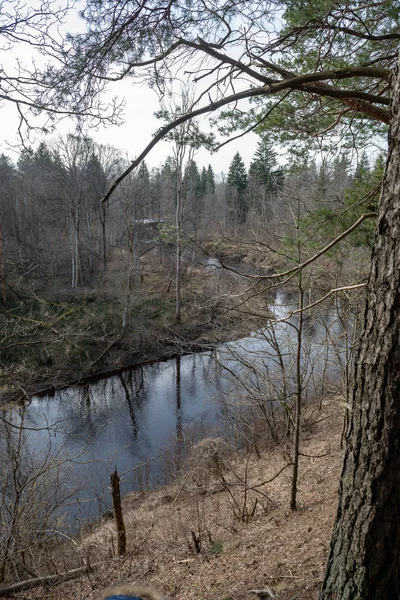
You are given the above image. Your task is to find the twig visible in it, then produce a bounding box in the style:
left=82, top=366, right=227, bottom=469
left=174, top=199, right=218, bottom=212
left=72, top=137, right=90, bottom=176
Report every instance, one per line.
left=119, top=452, right=166, bottom=477
left=299, top=450, right=330, bottom=458
left=174, top=559, right=194, bottom=564
left=172, top=472, right=191, bottom=506
left=247, top=463, right=294, bottom=492
left=248, top=586, right=276, bottom=598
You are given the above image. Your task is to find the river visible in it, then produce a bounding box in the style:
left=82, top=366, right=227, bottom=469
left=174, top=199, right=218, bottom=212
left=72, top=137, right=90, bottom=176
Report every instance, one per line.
left=1, top=292, right=352, bottom=531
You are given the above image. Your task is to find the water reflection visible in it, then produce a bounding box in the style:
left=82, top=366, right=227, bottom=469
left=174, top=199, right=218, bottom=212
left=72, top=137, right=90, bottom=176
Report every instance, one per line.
left=2, top=292, right=354, bottom=530
left=2, top=353, right=221, bottom=529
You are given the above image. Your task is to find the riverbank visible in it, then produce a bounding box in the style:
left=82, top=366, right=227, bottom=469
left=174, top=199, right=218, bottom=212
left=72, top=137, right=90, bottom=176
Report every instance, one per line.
left=0, top=285, right=257, bottom=407
left=2, top=239, right=279, bottom=406
left=1, top=237, right=367, bottom=407
left=4, top=397, right=344, bottom=600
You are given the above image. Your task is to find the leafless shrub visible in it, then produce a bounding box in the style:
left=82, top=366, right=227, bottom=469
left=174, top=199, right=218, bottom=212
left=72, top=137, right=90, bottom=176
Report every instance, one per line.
left=185, top=437, right=231, bottom=491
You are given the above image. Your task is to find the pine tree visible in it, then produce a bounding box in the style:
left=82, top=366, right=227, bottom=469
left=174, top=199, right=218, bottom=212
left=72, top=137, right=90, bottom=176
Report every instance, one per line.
left=226, top=152, right=248, bottom=224
left=85, top=153, right=108, bottom=208
left=137, top=160, right=150, bottom=186
left=85, top=152, right=108, bottom=267
left=161, top=156, right=177, bottom=215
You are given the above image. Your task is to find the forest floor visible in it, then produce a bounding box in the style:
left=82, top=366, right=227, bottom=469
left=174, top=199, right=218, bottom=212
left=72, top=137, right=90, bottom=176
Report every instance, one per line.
left=10, top=397, right=345, bottom=600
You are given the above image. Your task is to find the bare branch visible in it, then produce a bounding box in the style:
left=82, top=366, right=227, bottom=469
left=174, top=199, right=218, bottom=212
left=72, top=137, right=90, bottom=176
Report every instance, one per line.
left=287, top=283, right=368, bottom=317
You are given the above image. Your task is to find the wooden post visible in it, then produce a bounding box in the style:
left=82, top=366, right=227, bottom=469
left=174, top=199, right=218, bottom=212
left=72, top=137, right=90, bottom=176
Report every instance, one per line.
left=110, top=468, right=126, bottom=555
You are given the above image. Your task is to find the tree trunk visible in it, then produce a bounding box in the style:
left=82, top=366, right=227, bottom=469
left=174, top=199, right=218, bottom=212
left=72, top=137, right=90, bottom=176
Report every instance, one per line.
left=101, top=202, right=107, bottom=269
left=0, top=224, right=6, bottom=303
left=290, top=275, right=304, bottom=511
left=320, top=58, right=400, bottom=600
left=176, top=175, right=183, bottom=324
left=110, top=469, right=126, bottom=556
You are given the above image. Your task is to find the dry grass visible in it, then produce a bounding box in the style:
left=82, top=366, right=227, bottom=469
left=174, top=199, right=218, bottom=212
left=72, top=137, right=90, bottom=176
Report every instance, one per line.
left=6, top=399, right=344, bottom=600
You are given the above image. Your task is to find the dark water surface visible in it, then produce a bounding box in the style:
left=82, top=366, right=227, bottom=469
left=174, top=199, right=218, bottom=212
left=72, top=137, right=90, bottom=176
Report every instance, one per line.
left=2, top=292, right=350, bottom=530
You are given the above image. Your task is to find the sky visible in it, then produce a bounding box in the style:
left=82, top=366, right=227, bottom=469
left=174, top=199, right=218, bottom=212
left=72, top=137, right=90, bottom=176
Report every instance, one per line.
left=0, top=76, right=261, bottom=177
left=72, top=79, right=261, bottom=177
left=0, top=2, right=261, bottom=177
left=0, top=2, right=386, bottom=177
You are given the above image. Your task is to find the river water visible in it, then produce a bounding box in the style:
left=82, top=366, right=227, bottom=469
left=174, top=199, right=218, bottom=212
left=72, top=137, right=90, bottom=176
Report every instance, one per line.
left=1, top=292, right=352, bottom=531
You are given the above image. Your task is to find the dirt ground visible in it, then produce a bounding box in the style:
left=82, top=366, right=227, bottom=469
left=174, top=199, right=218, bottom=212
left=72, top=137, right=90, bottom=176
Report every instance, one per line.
left=6, top=399, right=345, bottom=600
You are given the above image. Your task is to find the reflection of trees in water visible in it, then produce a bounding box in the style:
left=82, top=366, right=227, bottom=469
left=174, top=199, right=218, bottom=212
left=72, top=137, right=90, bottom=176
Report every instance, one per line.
left=200, top=352, right=217, bottom=385
left=124, top=367, right=146, bottom=406
left=186, top=354, right=197, bottom=398
left=119, top=373, right=137, bottom=436
left=175, top=356, right=182, bottom=442
left=56, top=382, right=109, bottom=443
left=55, top=368, right=148, bottom=444
left=119, top=367, right=147, bottom=438
left=80, top=383, right=94, bottom=440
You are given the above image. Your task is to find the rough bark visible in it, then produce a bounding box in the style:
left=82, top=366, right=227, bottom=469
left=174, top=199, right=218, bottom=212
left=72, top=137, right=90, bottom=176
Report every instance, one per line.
left=320, top=58, right=400, bottom=600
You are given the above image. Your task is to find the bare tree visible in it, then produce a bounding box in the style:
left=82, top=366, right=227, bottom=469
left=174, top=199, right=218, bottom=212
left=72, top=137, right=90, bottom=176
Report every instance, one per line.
left=0, top=1, right=121, bottom=143
left=156, top=91, right=213, bottom=323
left=4, top=1, right=400, bottom=595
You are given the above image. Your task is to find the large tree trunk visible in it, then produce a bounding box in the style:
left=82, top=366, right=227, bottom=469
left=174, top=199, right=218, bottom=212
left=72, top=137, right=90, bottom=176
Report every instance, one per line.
left=320, top=59, right=400, bottom=599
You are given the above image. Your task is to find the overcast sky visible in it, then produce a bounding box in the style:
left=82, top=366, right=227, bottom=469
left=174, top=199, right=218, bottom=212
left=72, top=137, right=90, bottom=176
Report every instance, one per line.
left=1, top=79, right=263, bottom=176
left=0, top=2, right=262, bottom=177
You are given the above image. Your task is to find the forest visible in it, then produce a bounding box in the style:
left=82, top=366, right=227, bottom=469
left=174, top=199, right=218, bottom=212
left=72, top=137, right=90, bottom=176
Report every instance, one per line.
left=1, top=1, right=400, bottom=599
left=0, top=135, right=383, bottom=401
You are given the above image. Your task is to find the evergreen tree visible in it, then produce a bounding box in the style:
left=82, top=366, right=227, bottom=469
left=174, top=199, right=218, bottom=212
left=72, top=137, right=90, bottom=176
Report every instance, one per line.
left=200, top=166, right=208, bottom=199
left=0, top=155, right=17, bottom=254
left=149, top=167, right=162, bottom=220
left=249, top=137, right=283, bottom=218
left=354, top=150, right=371, bottom=182
left=16, top=142, right=62, bottom=254
left=249, top=137, right=279, bottom=188
left=183, top=159, right=203, bottom=216
left=85, top=152, right=109, bottom=266
left=314, top=158, right=330, bottom=204
left=206, top=164, right=215, bottom=194
left=331, top=154, right=351, bottom=189
left=136, top=160, right=151, bottom=218
left=85, top=152, right=108, bottom=208
left=17, top=147, right=35, bottom=174
left=138, top=160, right=149, bottom=180
left=341, top=153, right=383, bottom=247
left=329, top=153, right=352, bottom=209
left=35, top=142, right=54, bottom=166
left=226, top=152, right=248, bottom=224
left=161, top=156, right=177, bottom=217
